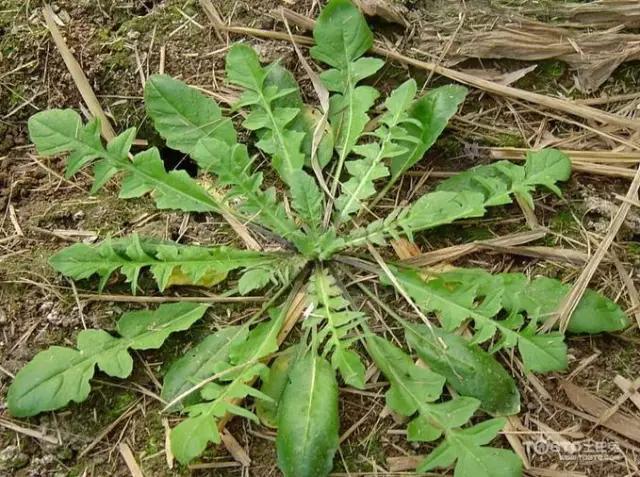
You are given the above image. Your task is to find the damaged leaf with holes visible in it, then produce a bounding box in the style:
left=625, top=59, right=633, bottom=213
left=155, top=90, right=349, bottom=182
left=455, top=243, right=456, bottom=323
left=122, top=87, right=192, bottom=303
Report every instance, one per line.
left=8, top=1, right=630, bottom=476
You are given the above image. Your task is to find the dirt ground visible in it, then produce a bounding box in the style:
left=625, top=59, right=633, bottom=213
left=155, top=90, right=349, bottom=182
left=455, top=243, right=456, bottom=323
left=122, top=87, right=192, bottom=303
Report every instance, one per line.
left=1, top=0, right=640, bottom=476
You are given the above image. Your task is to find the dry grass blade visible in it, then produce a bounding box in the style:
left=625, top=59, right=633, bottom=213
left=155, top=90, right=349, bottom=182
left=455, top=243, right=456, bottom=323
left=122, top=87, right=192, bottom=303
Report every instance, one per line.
left=220, top=429, right=251, bottom=466
left=490, top=148, right=640, bottom=167
left=554, top=0, right=640, bottom=28
left=377, top=48, right=640, bottom=130
left=595, top=376, right=640, bottom=427
left=570, top=162, right=637, bottom=180
left=482, top=244, right=589, bottom=265
left=199, top=0, right=225, bottom=43
left=161, top=418, right=174, bottom=469
left=118, top=442, right=145, bottom=477
left=400, top=229, right=547, bottom=267
left=0, top=418, right=60, bottom=445
left=528, top=468, right=588, bottom=477
left=367, top=244, right=437, bottom=335
left=614, top=376, right=640, bottom=412
left=611, top=253, right=640, bottom=329
left=490, top=148, right=640, bottom=180
left=561, top=380, right=640, bottom=443
left=454, top=19, right=640, bottom=92
left=546, top=163, right=640, bottom=333
left=281, top=15, right=332, bottom=199
left=42, top=4, right=116, bottom=140
left=274, top=7, right=640, bottom=130
left=79, top=401, right=141, bottom=458
left=391, top=238, right=422, bottom=260
left=504, top=417, right=531, bottom=470
left=386, top=455, right=422, bottom=472
left=354, top=0, right=409, bottom=27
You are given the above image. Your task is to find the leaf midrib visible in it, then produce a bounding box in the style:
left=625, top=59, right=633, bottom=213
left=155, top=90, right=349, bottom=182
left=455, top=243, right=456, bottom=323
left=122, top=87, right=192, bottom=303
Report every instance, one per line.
left=300, top=356, right=319, bottom=464
left=336, top=123, right=398, bottom=222
left=258, top=93, right=300, bottom=181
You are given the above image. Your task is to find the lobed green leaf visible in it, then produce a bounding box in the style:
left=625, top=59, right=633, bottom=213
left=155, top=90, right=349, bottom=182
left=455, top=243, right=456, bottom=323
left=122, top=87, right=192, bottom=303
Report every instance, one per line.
left=305, top=268, right=367, bottom=388
left=404, top=324, right=520, bottom=416
left=8, top=303, right=208, bottom=417
left=330, top=149, right=572, bottom=255
left=389, top=85, right=467, bottom=179
left=386, top=266, right=628, bottom=373
left=192, top=137, right=303, bottom=241
left=365, top=335, right=520, bottom=475
left=28, top=109, right=223, bottom=213
left=334, top=79, right=417, bottom=222
left=170, top=306, right=285, bottom=464
left=49, top=234, right=288, bottom=293
left=226, top=44, right=306, bottom=185
left=311, top=0, right=383, bottom=187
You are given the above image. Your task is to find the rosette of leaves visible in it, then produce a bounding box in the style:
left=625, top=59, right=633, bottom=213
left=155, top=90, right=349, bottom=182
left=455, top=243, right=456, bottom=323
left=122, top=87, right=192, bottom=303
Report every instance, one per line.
left=7, top=1, right=629, bottom=476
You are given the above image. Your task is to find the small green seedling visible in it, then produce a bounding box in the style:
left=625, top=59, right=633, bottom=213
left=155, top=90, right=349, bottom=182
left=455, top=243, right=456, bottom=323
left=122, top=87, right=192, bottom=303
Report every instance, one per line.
left=7, top=1, right=628, bottom=476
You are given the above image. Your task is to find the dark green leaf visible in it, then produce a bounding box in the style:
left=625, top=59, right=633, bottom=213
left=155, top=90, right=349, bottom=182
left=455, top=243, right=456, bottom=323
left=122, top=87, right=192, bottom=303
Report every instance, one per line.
left=161, top=326, right=247, bottom=409
left=276, top=352, right=339, bottom=477
left=256, top=345, right=299, bottom=428
left=404, top=324, right=520, bottom=416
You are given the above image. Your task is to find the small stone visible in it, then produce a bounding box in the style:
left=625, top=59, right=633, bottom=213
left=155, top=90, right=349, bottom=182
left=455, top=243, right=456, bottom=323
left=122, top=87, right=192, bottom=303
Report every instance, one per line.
left=45, top=308, right=63, bottom=325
